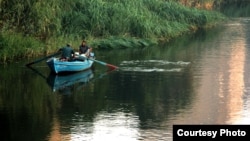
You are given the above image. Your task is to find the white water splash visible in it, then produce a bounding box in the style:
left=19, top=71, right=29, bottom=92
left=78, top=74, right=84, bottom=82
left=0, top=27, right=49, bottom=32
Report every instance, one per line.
left=119, top=60, right=190, bottom=72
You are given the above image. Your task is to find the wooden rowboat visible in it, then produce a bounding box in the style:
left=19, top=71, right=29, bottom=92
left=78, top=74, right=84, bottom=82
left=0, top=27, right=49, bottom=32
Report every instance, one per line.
left=46, top=53, right=95, bottom=74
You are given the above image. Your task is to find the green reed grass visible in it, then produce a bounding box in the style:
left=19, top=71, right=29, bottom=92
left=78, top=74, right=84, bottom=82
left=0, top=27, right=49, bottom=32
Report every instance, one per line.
left=0, top=32, right=44, bottom=62
left=0, top=0, right=227, bottom=63
left=91, top=36, right=158, bottom=49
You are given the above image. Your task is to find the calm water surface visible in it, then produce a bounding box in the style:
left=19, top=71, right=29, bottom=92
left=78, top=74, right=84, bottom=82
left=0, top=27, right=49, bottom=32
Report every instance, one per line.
left=0, top=18, right=250, bottom=141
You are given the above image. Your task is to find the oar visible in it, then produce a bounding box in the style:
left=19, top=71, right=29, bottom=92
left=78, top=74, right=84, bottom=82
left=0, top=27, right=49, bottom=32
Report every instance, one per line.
left=26, top=52, right=61, bottom=66
left=78, top=55, right=118, bottom=70
left=89, top=58, right=118, bottom=70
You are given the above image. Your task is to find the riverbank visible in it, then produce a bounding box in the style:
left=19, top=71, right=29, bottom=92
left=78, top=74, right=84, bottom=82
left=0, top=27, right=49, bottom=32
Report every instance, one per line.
left=0, top=0, right=226, bottom=63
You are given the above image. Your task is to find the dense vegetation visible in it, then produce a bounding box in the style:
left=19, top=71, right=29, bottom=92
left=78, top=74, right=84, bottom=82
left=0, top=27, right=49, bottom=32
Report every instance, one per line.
left=0, top=0, right=227, bottom=62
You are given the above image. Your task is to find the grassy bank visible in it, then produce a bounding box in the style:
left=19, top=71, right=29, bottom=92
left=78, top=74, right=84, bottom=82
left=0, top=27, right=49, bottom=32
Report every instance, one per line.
left=0, top=0, right=226, bottom=63
left=0, top=32, right=44, bottom=62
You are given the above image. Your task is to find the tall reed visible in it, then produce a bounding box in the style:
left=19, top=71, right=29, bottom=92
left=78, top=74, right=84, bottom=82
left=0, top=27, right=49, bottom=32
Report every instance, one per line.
left=0, top=0, right=226, bottom=62
left=0, top=31, right=44, bottom=62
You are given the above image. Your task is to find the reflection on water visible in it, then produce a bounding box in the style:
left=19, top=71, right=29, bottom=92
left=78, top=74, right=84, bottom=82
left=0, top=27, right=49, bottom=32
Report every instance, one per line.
left=225, top=19, right=246, bottom=124
left=227, top=18, right=250, bottom=124
left=47, top=69, right=94, bottom=93
left=47, top=116, right=71, bottom=141
left=71, top=111, right=140, bottom=141
left=48, top=110, right=173, bottom=141
left=166, top=18, right=250, bottom=126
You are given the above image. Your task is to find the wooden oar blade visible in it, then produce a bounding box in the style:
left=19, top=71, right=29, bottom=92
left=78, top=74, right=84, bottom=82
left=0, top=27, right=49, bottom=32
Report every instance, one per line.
left=106, top=63, right=119, bottom=70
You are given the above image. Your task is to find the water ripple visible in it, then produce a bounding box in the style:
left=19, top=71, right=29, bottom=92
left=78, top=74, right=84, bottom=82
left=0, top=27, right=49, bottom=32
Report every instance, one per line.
left=119, top=60, right=190, bottom=72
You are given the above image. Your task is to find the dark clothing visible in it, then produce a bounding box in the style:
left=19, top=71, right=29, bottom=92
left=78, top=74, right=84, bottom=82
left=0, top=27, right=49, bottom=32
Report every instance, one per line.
left=59, top=46, right=75, bottom=60
left=79, top=45, right=89, bottom=54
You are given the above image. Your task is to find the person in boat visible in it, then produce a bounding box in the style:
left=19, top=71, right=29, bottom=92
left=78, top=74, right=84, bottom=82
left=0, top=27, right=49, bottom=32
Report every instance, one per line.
left=79, top=40, right=92, bottom=57
left=58, top=43, right=75, bottom=61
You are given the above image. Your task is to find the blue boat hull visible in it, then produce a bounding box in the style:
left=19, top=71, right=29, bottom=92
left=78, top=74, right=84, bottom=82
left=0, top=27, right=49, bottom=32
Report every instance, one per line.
left=46, top=57, right=94, bottom=74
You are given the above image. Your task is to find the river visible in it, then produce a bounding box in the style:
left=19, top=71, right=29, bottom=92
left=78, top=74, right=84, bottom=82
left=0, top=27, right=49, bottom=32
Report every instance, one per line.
left=0, top=17, right=250, bottom=141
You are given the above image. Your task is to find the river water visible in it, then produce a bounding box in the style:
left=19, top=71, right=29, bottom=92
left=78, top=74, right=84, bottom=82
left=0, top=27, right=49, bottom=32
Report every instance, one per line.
left=0, top=17, right=250, bottom=141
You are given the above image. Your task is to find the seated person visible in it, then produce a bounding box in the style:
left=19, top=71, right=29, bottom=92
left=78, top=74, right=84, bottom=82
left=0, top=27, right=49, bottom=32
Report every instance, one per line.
left=59, top=43, right=75, bottom=61
left=79, top=40, right=92, bottom=57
